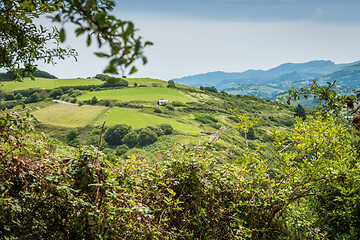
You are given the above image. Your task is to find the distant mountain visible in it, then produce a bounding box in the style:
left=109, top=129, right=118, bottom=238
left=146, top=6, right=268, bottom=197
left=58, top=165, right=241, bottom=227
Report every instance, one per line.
left=318, top=62, right=360, bottom=86
left=173, top=60, right=359, bottom=90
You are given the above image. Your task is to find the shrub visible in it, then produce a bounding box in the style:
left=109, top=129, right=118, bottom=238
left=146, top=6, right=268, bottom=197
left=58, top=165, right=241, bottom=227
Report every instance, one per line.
left=115, top=144, right=129, bottom=156
left=166, top=105, right=174, bottom=111
left=49, top=88, right=63, bottom=99
left=14, top=93, right=23, bottom=100
left=171, top=101, right=186, bottom=107
left=159, top=124, right=173, bottom=135
left=195, top=114, right=218, bottom=124
left=104, top=124, right=132, bottom=146
left=122, top=131, right=139, bottom=148
left=167, top=80, right=175, bottom=88
left=91, top=96, right=98, bottom=105
left=66, top=129, right=78, bottom=142
left=5, top=92, right=14, bottom=101
left=204, top=86, right=217, bottom=93
left=25, top=92, right=40, bottom=103
left=145, top=126, right=163, bottom=137
left=137, top=128, right=158, bottom=146
left=153, top=107, right=162, bottom=113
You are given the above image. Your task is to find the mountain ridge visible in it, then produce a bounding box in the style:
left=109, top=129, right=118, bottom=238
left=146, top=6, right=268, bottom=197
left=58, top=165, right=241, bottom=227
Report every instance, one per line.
left=173, top=60, right=360, bottom=90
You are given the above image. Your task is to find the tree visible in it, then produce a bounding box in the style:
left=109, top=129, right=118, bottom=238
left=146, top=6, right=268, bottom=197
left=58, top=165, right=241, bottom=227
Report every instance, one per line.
left=137, top=128, right=157, bottom=146
left=104, top=124, right=132, bottom=146
left=14, top=93, right=23, bottom=100
left=91, top=96, right=98, bottom=105
left=294, top=104, right=306, bottom=120
left=0, top=0, right=152, bottom=81
left=122, top=131, right=139, bottom=148
left=159, top=124, right=174, bottom=135
left=167, top=80, right=176, bottom=88
left=49, top=89, right=63, bottom=99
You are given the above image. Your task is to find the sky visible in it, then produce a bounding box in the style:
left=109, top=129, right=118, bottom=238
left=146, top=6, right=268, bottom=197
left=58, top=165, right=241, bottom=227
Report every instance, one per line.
left=36, top=0, right=360, bottom=80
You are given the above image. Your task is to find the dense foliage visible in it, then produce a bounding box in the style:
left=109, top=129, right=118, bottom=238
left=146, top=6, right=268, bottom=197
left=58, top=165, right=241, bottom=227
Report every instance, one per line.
left=1, top=95, right=359, bottom=239
left=0, top=0, right=152, bottom=81
left=0, top=70, right=57, bottom=80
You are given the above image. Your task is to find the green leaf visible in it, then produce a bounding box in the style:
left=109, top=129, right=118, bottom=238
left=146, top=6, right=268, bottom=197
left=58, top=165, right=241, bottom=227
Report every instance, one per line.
left=87, top=34, right=91, bottom=46
left=95, top=52, right=109, bottom=57
left=59, top=28, right=65, bottom=42
left=129, top=66, right=137, bottom=75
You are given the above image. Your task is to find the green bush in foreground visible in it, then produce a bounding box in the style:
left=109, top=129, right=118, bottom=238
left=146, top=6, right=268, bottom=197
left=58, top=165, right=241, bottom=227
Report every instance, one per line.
left=1, top=81, right=360, bottom=239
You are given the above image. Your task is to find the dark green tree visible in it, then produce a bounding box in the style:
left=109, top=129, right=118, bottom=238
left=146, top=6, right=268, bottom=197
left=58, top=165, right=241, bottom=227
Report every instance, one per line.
left=25, top=92, right=40, bottom=103
left=115, top=144, right=129, bottom=156
left=294, top=104, right=307, bottom=120
left=122, top=131, right=139, bottom=148
left=167, top=80, right=176, bottom=88
left=104, top=124, right=132, bottom=146
left=137, top=128, right=157, bottom=146
left=91, top=96, right=98, bottom=105
left=49, top=89, right=63, bottom=99
left=159, top=124, right=174, bottom=135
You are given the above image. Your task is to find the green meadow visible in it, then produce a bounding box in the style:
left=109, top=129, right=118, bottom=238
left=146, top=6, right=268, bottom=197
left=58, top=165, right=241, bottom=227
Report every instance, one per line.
left=95, top=108, right=202, bottom=133
left=32, top=103, right=107, bottom=128
left=1, top=78, right=103, bottom=91
left=32, top=102, right=201, bottom=133
left=77, top=87, right=196, bottom=103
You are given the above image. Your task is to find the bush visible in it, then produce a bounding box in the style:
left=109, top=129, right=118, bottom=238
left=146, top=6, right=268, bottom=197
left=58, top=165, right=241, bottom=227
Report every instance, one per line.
left=204, top=86, right=217, bottom=93
left=104, top=124, right=132, bottom=146
left=153, top=107, right=162, bottom=113
left=122, top=131, right=139, bottom=148
left=171, top=101, right=186, bottom=107
left=25, top=92, right=40, bottom=103
left=167, top=80, right=175, bottom=88
left=91, top=96, right=98, bottom=105
left=115, top=144, right=129, bottom=156
left=159, top=124, right=173, bottom=135
left=5, top=92, right=14, bottom=101
left=14, top=93, right=23, bottom=100
left=49, top=89, right=63, bottom=99
left=137, top=128, right=158, bottom=146
left=166, top=105, right=174, bottom=111
left=195, top=114, right=218, bottom=124
left=66, top=129, right=78, bottom=142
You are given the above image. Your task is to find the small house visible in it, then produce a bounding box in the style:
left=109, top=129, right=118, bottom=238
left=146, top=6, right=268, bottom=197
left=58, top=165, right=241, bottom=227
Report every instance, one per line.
left=158, top=99, right=168, bottom=105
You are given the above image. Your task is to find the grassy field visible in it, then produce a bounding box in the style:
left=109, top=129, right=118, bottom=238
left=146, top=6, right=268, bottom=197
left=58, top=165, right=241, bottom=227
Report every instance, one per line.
left=1, top=78, right=104, bottom=91
left=32, top=103, right=107, bottom=128
left=77, top=87, right=196, bottom=103
left=125, top=78, right=167, bottom=87
left=95, top=108, right=202, bottom=133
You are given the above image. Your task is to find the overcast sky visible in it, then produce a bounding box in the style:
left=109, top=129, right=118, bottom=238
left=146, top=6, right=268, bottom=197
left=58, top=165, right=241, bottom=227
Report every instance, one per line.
left=36, top=0, right=360, bottom=80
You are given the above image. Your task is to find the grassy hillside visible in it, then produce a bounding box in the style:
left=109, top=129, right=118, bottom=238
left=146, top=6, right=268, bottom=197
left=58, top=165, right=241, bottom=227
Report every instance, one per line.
left=32, top=103, right=107, bottom=128
left=77, top=87, right=196, bottom=103
left=94, top=107, right=201, bottom=133
left=2, top=76, right=300, bottom=161
left=1, top=77, right=104, bottom=90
